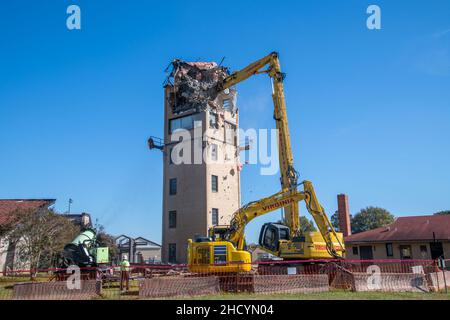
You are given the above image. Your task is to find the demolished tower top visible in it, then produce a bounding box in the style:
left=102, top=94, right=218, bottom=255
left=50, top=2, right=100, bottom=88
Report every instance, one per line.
left=165, top=60, right=232, bottom=115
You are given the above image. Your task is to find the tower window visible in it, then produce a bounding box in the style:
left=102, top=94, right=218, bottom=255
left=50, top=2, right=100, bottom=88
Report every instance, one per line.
left=225, top=122, right=236, bottom=145
left=169, top=114, right=202, bottom=134
left=169, top=178, right=177, bottom=195
left=169, top=211, right=177, bottom=228
left=212, top=208, right=219, bottom=225
left=168, top=243, right=176, bottom=263
left=168, top=147, right=173, bottom=165
left=211, top=144, right=218, bottom=161
left=212, top=175, right=218, bottom=193
left=209, top=111, right=218, bottom=129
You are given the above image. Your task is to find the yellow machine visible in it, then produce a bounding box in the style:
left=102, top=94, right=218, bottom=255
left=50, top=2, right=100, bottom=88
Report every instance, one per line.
left=188, top=52, right=345, bottom=273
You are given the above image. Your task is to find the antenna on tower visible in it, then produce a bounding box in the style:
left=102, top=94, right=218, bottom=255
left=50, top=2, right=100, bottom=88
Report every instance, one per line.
left=68, top=198, right=73, bottom=213
left=219, top=56, right=226, bottom=67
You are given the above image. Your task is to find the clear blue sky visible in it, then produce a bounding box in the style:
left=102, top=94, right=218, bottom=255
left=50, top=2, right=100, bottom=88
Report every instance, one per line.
left=1, top=1, right=449, bottom=243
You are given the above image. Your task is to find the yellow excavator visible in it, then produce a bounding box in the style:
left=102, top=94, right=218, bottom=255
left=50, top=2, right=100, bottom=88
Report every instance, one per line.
left=187, top=52, right=345, bottom=273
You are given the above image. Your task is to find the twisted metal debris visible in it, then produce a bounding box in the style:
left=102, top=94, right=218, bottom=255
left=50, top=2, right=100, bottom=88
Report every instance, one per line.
left=166, top=60, right=230, bottom=114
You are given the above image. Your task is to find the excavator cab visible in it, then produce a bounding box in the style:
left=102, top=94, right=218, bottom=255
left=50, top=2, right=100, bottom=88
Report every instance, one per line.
left=208, top=225, right=230, bottom=241
left=258, top=223, right=290, bottom=253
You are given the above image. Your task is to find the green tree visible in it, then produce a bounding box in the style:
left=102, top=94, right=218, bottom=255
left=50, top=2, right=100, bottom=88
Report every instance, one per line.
left=351, top=207, right=394, bottom=234
left=434, top=210, right=450, bottom=215
left=299, top=216, right=317, bottom=234
left=331, top=211, right=340, bottom=232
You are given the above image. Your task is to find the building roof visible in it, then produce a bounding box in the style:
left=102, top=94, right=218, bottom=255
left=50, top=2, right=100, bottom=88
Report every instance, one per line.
left=115, top=235, right=161, bottom=248
left=61, top=212, right=92, bottom=227
left=134, top=237, right=161, bottom=247
left=0, top=199, right=56, bottom=226
left=345, top=215, right=450, bottom=243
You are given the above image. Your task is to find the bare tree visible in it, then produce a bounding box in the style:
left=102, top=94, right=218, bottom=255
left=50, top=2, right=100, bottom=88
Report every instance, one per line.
left=5, top=208, right=78, bottom=279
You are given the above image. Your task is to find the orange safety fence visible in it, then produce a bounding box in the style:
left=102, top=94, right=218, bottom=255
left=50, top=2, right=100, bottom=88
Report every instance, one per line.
left=0, top=259, right=448, bottom=299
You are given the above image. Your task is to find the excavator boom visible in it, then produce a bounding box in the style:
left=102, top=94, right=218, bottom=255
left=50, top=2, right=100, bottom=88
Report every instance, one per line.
left=220, top=52, right=299, bottom=237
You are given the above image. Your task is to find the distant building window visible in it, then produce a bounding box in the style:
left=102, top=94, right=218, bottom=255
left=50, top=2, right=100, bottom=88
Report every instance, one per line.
left=169, top=211, right=177, bottom=228
left=169, top=178, right=177, bottom=195
left=212, top=208, right=219, bottom=226
left=386, top=243, right=393, bottom=257
left=420, top=245, right=427, bottom=254
left=400, top=245, right=412, bottom=260
left=212, top=175, right=218, bottom=193
left=168, top=243, right=176, bottom=263
left=352, top=246, right=358, bottom=255
left=209, top=111, right=218, bottom=129
left=211, top=144, right=218, bottom=161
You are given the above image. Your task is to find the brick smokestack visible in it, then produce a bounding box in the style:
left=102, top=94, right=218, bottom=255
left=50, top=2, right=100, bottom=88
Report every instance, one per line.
left=337, top=194, right=351, bottom=237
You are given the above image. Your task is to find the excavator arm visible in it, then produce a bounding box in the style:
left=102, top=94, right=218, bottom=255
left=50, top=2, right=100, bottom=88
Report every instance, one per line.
left=222, top=181, right=344, bottom=258
left=301, top=181, right=343, bottom=258
left=219, top=52, right=300, bottom=238
left=225, top=188, right=306, bottom=251
left=220, top=54, right=274, bottom=89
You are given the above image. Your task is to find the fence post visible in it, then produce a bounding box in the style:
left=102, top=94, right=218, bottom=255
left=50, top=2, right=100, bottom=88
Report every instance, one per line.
left=439, top=258, right=448, bottom=293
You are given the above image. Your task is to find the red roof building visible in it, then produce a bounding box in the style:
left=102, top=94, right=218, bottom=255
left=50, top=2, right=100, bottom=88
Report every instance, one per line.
left=0, top=199, right=56, bottom=226
left=345, top=215, right=450, bottom=261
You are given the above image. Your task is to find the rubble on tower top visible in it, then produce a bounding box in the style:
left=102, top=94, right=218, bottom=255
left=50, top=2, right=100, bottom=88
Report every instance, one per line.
left=165, top=59, right=230, bottom=115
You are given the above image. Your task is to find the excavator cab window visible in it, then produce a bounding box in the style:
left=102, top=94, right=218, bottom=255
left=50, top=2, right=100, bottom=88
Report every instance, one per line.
left=260, top=224, right=277, bottom=252
left=259, top=223, right=291, bottom=253
left=263, top=228, right=275, bottom=248
left=208, top=225, right=229, bottom=241
left=279, top=228, right=289, bottom=240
